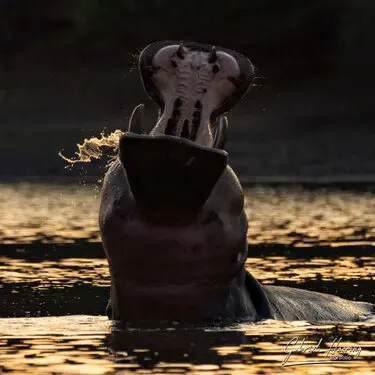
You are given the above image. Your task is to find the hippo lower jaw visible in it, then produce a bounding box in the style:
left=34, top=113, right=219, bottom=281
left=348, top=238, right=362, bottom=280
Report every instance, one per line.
left=118, top=133, right=227, bottom=220
left=101, top=132, right=256, bottom=321
left=100, top=139, right=257, bottom=322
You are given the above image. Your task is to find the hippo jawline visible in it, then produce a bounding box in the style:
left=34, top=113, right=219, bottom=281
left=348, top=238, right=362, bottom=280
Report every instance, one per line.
left=118, top=132, right=228, bottom=213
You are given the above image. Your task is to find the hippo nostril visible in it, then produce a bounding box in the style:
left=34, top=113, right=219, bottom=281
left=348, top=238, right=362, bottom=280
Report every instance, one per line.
left=171, top=60, right=178, bottom=68
left=212, top=64, right=219, bottom=74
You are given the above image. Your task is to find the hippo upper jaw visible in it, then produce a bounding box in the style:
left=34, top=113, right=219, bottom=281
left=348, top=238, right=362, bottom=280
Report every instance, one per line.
left=139, top=41, right=254, bottom=147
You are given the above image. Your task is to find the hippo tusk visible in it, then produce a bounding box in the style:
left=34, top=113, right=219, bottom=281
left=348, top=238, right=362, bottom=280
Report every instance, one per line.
left=212, top=116, right=228, bottom=149
left=128, top=103, right=145, bottom=134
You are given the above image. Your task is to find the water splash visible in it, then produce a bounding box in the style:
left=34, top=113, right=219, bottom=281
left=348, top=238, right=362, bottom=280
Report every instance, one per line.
left=59, top=130, right=124, bottom=164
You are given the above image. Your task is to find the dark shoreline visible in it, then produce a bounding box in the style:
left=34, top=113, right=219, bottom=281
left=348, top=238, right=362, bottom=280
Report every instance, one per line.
left=2, top=2, right=375, bottom=179
left=3, top=176, right=375, bottom=190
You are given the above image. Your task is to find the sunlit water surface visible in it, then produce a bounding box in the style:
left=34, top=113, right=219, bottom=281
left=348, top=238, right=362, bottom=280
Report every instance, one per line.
left=0, top=182, right=374, bottom=374
left=1, top=316, right=374, bottom=375
left=1, top=181, right=375, bottom=245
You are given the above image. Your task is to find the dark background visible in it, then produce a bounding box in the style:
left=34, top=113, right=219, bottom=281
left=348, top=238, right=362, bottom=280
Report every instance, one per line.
left=1, top=0, right=374, bottom=179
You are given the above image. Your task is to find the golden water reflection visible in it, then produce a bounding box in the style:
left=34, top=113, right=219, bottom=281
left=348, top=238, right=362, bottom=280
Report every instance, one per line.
left=0, top=182, right=100, bottom=244
left=1, top=182, right=375, bottom=373
left=0, top=256, right=374, bottom=291
left=0, top=316, right=374, bottom=374
left=1, top=182, right=375, bottom=245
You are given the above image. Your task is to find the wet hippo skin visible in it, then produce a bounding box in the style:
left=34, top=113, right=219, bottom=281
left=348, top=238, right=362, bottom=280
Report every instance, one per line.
left=99, top=41, right=375, bottom=323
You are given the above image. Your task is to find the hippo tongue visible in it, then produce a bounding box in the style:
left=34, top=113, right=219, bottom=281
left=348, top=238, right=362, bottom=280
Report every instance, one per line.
left=119, top=133, right=227, bottom=215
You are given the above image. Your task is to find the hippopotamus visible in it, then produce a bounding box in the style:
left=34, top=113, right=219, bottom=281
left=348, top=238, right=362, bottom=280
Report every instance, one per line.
left=99, top=40, right=374, bottom=323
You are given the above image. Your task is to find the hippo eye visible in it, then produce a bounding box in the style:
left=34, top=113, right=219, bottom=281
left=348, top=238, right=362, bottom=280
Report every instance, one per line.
left=171, top=60, right=178, bottom=68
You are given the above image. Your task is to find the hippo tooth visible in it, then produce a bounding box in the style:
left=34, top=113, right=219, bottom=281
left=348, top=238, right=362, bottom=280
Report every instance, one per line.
left=165, top=118, right=177, bottom=135
left=177, top=43, right=186, bottom=59
left=190, top=110, right=201, bottom=142
left=128, top=104, right=144, bottom=134
left=208, top=46, right=217, bottom=63
left=181, top=119, right=190, bottom=139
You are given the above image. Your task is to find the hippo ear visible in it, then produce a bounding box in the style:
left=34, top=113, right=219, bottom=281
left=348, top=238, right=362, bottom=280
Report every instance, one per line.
left=212, top=116, right=228, bottom=150
left=128, top=104, right=145, bottom=134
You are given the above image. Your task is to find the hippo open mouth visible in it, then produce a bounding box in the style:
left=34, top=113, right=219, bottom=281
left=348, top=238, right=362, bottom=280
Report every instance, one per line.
left=119, top=41, right=254, bottom=214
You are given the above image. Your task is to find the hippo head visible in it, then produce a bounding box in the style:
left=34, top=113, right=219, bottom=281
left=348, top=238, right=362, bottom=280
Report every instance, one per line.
left=119, top=41, right=254, bottom=216
left=102, top=41, right=254, bottom=321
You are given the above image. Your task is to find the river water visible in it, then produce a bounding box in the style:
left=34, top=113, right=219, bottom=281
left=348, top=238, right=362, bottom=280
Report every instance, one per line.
left=0, top=181, right=374, bottom=374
